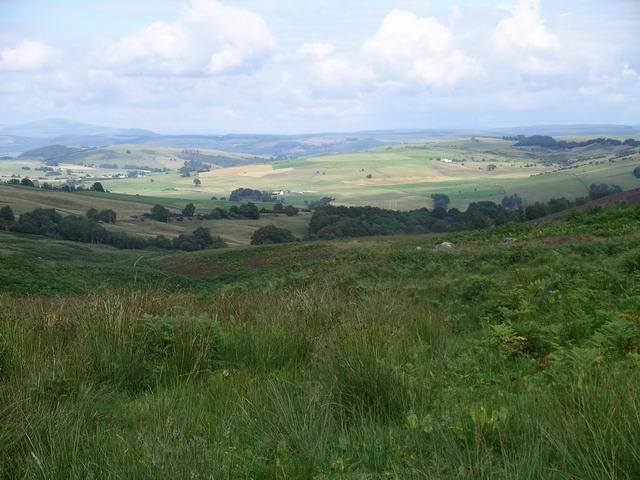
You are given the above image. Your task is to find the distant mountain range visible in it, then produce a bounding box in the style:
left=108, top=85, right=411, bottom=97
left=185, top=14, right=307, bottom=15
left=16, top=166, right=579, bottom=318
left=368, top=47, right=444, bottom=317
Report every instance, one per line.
left=1, top=118, right=638, bottom=157
left=0, top=118, right=157, bottom=139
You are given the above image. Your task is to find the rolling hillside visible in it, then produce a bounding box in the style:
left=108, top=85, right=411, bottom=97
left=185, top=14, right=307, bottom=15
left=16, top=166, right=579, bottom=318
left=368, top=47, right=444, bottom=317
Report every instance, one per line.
left=1, top=199, right=639, bottom=478
left=0, top=185, right=310, bottom=246
left=99, top=137, right=640, bottom=210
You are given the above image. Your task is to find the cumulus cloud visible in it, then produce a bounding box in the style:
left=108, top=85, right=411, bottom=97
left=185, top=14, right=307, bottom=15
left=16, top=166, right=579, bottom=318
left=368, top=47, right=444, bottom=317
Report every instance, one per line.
left=0, top=40, right=59, bottom=71
left=490, top=0, right=564, bottom=77
left=361, top=9, right=481, bottom=88
left=493, top=0, right=557, bottom=51
left=2, top=0, right=638, bottom=132
left=103, top=0, right=276, bottom=76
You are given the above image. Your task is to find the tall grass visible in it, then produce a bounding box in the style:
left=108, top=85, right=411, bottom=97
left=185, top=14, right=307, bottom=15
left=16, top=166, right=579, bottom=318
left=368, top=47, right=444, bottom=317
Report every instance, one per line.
left=1, top=281, right=639, bottom=478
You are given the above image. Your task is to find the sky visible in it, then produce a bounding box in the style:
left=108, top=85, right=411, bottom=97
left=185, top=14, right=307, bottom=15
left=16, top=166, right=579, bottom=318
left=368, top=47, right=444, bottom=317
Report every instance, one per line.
left=0, top=0, right=638, bottom=134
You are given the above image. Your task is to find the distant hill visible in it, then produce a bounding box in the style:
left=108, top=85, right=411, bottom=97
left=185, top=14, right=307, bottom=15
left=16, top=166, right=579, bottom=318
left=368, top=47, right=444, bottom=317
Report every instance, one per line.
left=488, top=124, right=640, bottom=137
left=1, top=118, right=638, bottom=157
left=15, top=143, right=264, bottom=170
left=0, top=118, right=156, bottom=139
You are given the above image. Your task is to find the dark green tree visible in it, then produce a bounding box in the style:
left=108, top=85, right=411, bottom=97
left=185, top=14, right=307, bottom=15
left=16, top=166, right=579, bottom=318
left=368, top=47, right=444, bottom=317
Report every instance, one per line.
left=90, top=182, right=105, bottom=192
left=251, top=225, right=295, bottom=245
left=501, top=194, right=523, bottom=211
left=525, top=202, right=549, bottom=220
left=0, top=205, right=15, bottom=224
left=86, top=208, right=99, bottom=220
left=230, top=202, right=260, bottom=219
left=150, top=205, right=171, bottom=223
left=182, top=203, right=196, bottom=217
left=431, top=194, right=450, bottom=209
left=20, top=178, right=35, bottom=187
left=98, top=209, right=117, bottom=223
left=283, top=205, right=299, bottom=217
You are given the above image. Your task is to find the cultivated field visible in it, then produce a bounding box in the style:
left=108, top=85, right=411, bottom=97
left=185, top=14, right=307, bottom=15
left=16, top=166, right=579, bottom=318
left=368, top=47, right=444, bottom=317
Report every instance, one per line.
left=98, top=137, right=640, bottom=210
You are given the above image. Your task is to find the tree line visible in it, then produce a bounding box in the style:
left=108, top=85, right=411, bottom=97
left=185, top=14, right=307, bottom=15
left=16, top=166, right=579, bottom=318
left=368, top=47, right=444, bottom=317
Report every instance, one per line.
left=146, top=202, right=299, bottom=223
left=511, top=135, right=640, bottom=149
left=0, top=205, right=225, bottom=252
left=308, top=184, right=625, bottom=240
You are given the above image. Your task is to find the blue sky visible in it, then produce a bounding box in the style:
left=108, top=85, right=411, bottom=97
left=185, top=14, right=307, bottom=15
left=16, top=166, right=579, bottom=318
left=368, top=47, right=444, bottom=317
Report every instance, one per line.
left=0, top=0, right=638, bottom=134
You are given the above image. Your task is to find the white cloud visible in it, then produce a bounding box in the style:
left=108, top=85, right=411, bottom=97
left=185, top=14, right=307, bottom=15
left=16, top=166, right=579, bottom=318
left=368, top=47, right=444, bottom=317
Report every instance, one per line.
left=361, top=9, right=481, bottom=88
left=490, top=0, right=571, bottom=78
left=493, top=0, right=557, bottom=51
left=0, top=40, right=59, bottom=71
left=298, top=42, right=334, bottom=59
left=2, top=0, right=638, bottom=132
left=103, top=0, right=276, bottom=76
left=310, top=57, right=374, bottom=93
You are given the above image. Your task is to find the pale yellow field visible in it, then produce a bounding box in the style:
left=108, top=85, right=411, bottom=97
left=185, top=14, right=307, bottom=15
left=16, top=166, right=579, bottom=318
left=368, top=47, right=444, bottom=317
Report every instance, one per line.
left=202, top=164, right=294, bottom=179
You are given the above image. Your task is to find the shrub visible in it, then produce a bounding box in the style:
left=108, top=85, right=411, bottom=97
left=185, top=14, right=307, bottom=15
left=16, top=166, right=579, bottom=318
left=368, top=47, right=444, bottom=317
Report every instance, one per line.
left=230, top=202, right=260, bottom=219
left=0, top=205, right=15, bottom=224
left=229, top=188, right=275, bottom=203
left=431, top=193, right=450, bottom=209
left=173, top=228, right=226, bottom=251
left=97, top=209, right=116, bottom=223
left=251, top=225, right=295, bottom=245
left=284, top=205, right=299, bottom=217
left=11, top=208, right=62, bottom=236
left=86, top=208, right=99, bottom=221
left=182, top=203, right=196, bottom=217
left=149, top=205, right=171, bottom=223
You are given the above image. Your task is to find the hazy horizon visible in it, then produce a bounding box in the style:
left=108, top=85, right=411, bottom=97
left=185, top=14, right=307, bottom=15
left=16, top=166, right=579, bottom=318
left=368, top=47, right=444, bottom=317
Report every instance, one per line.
left=3, top=116, right=640, bottom=138
left=1, top=0, right=639, bottom=134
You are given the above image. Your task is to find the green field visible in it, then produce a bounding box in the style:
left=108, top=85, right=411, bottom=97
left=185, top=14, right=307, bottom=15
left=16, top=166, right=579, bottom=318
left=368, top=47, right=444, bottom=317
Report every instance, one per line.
left=1, top=203, right=640, bottom=477
left=0, top=185, right=309, bottom=246
left=97, top=138, right=640, bottom=210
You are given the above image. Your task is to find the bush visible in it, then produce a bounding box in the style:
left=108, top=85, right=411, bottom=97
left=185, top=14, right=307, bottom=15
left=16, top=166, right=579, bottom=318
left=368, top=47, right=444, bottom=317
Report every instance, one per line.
left=431, top=193, right=450, bottom=209
left=251, top=225, right=295, bottom=245
left=284, top=205, right=299, bottom=217
left=90, top=182, right=105, bottom=192
left=230, top=202, right=260, bottom=219
left=589, top=183, right=622, bottom=200
left=149, top=205, right=171, bottom=223
left=525, top=202, right=549, bottom=220
left=182, top=203, right=196, bottom=217
left=203, top=208, right=229, bottom=220
left=97, top=209, right=116, bottom=223
left=0, top=205, right=15, bottom=224
left=173, top=228, right=226, bottom=251
left=229, top=188, right=275, bottom=203
left=11, top=208, right=62, bottom=236
left=86, top=208, right=99, bottom=221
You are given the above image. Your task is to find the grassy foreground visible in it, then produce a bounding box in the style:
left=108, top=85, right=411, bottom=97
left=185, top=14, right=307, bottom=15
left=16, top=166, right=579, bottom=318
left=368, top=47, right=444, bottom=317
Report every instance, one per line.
left=1, top=204, right=640, bottom=478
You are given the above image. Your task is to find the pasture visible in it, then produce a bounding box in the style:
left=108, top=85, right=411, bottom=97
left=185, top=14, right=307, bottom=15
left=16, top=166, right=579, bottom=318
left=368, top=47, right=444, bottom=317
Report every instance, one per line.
left=0, top=185, right=309, bottom=246
left=100, top=138, right=640, bottom=209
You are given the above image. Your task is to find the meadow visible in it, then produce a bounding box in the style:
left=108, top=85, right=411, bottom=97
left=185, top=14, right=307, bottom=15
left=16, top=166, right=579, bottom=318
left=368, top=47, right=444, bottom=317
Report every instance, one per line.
left=98, top=138, right=640, bottom=210
left=1, top=202, right=640, bottom=478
